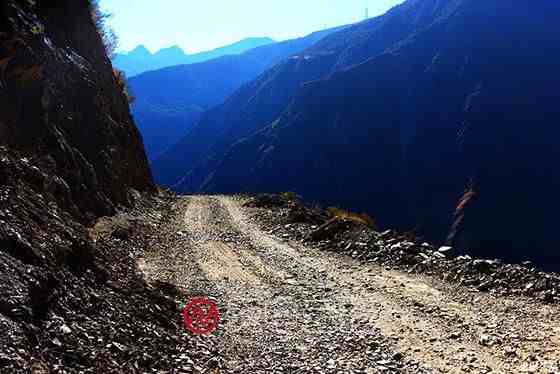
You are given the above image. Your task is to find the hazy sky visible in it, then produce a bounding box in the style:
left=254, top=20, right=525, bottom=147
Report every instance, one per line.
left=99, top=0, right=404, bottom=54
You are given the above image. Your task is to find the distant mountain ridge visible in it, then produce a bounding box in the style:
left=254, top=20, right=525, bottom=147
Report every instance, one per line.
left=113, top=37, right=275, bottom=77
left=130, top=27, right=345, bottom=160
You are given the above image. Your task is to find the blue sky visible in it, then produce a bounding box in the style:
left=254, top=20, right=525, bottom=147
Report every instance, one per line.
left=99, top=0, right=404, bottom=54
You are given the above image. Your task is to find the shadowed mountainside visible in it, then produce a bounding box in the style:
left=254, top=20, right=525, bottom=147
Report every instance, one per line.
left=149, top=4, right=434, bottom=186
left=152, top=0, right=448, bottom=189
left=155, top=0, right=560, bottom=268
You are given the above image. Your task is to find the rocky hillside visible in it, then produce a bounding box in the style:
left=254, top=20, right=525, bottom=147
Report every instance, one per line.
left=155, top=0, right=560, bottom=269
left=0, top=1, right=203, bottom=371
left=1, top=0, right=154, bottom=215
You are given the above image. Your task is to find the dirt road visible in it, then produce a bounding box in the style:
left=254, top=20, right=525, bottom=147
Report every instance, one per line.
left=139, top=196, right=560, bottom=373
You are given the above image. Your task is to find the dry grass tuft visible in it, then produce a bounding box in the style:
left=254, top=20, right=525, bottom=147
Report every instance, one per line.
left=113, top=68, right=135, bottom=103
left=280, top=191, right=298, bottom=201
left=456, top=187, right=476, bottom=213
left=326, top=207, right=376, bottom=228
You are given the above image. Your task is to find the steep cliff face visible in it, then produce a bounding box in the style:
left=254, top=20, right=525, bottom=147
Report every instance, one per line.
left=0, top=1, right=157, bottom=370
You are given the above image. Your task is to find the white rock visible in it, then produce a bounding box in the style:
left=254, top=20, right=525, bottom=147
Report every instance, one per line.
left=60, top=324, right=72, bottom=334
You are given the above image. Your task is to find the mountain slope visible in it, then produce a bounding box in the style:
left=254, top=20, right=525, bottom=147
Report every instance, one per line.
left=153, top=0, right=560, bottom=266
left=131, top=27, right=343, bottom=160
left=201, top=0, right=560, bottom=267
left=113, top=37, right=274, bottom=77
left=152, top=0, right=454, bottom=188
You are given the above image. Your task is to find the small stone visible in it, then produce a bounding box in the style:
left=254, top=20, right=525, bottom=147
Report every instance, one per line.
left=112, top=342, right=127, bottom=352
left=479, top=335, right=491, bottom=346
left=504, top=346, right=516, bottom=356
left=433, top=252, right=446, bottom=259
left=207, top=357, right=220, bottom=369
left=477, top=281, right=492, bottom=291
left=59, top=324, right=72, bottom=335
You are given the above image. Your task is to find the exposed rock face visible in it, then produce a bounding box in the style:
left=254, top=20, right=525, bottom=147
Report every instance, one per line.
left=0, top=0, right=154, bottom=219
left=0, top=1, right=155, bottom=369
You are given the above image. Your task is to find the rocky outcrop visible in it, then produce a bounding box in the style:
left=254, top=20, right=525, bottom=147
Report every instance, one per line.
left=1, top=0, right=153, bottom=217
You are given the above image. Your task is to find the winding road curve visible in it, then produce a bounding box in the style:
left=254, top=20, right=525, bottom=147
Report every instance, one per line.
left=139, top=196, right=560, bottom=373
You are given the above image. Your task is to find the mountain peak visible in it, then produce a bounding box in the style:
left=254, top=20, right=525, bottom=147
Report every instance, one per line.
left=129, top=45, right=152, bottom=57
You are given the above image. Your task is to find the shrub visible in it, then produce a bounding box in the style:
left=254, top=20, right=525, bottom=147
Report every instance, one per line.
left=326, top=207, right=377, bottom=228
left=113, top=68, right=135, bottom=104
left=90, top=0, right=118, bottom=59
left=456, top=187, right=476, bottom=213
left=280, top=191, right=298, bottom=202
left=0, top=35, right=42, bottom=86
